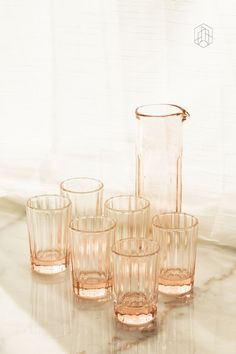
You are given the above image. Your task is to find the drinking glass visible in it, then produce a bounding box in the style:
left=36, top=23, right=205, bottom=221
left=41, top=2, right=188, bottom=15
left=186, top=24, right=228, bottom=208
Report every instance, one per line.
left=60, top=177, right=103, bottom=218
left=70, top=216, right=116, bottom=300
left=112, top=238, right=159, bottom=326
left=152, top=212, right=198, bottom=296
left=104, top=195, right=150, bottom=241
left=26, top=194, right=71, bottom=274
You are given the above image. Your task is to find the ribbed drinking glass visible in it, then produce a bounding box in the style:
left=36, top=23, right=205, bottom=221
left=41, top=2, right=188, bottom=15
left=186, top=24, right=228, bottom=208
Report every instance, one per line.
left=104, top=195, right=150, bottom=241
left=112, top=238, right=159, bottom=326
left=60, top=177, right=103, bottom=218
left=70, top=216, right=116, bottom=300
left=152, top=212, right=198, bottom=296
left=26, top=194, right=71, bottom=274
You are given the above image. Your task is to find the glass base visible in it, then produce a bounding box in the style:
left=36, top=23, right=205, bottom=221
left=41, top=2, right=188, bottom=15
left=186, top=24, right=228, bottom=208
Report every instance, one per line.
left=114, top=292, right=157, bottom=326
left=115, top=311, right=156, bottom=326
left=73, top=277, right=112, bottom=300
left=31, top=250, right=68, bottom=274
left=158, top=269, right=194, bottom=296
left=158, top=283, right=193, bottom=296
left=32, top=263, right=67, bottom=274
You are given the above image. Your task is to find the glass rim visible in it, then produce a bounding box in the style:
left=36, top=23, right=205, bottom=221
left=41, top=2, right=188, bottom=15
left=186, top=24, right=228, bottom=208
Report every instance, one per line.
left=152, top=212, right=199, bottom=231
left=60, top=177, right=104, bottom=194
left=135, top=103, right=189, bottom=120
left=70, top=216, right=116, bottom=233
left=112, top=238, right=159, bottom=257
left=26, top=194, right=71, bottom=211
left=104, top=195, right=150, bottom=213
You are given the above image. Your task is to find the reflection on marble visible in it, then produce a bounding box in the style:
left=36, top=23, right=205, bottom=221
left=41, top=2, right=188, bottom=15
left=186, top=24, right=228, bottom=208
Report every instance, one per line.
left=70, top=299, right=113, bottom=354
left=158, top=296, right=195, bottom=354
left=0, top=205, right=235, bottom=354
left=31, top=272, right=73, bottom=338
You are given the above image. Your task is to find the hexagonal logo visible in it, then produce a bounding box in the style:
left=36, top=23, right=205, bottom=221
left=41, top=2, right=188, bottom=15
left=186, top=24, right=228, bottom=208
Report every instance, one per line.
left=194, top=23, right=213, bottom=48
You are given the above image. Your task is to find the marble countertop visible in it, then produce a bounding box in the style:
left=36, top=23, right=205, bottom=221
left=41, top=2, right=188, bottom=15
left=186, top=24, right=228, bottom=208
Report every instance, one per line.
left=0, top=201, right=235, bottom=354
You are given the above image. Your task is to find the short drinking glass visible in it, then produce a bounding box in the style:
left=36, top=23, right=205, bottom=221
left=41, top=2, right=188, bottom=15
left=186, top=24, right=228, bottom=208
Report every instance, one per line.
left=26, top=194, right=71, bottom=274
left=60, top=177, right=103, bottom=218
left=104, top=195, right=150, bottom=241
left=112, top=238, right=159, bottom=326
left=152, top=212, right=198, bottom=296
left=70, top=216, right=116, bottom=300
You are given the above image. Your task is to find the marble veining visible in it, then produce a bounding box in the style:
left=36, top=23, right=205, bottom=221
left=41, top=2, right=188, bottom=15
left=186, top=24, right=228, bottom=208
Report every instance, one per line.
left=0, top=204, right=235, bottom=354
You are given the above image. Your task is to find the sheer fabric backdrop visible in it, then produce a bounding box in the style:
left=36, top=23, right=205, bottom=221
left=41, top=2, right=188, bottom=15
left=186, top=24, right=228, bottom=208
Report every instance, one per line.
left=0, top=0, right=235, bottom=247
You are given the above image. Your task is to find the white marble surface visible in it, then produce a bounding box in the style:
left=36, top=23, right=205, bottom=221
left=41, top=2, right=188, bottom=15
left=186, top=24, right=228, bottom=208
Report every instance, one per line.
left=0, top=200, right=235, bottom=354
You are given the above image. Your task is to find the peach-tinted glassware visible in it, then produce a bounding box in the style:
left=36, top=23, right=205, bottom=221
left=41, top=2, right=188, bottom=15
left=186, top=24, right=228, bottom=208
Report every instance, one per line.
left=135, top=104, right=189, bottom=215
left=112, top=238, right=159, bottom=326
left=70, top=216, right=116, bottom=300
left=60, top=177, right=103, bottom=218
left=26, top=194, right=71, bottom=274
left=104, top=195, right=150, bottom=241
left=152, top=212, right=198, bottom=296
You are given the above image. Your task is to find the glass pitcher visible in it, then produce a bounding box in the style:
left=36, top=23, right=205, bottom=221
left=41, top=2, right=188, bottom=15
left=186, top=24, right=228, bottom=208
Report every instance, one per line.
left=135, top=104, right=189, bottom=215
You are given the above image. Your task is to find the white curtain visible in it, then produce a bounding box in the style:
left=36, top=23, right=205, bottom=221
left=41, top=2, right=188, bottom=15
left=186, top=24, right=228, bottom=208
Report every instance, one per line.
left=0, top=0, right=236, bottom=247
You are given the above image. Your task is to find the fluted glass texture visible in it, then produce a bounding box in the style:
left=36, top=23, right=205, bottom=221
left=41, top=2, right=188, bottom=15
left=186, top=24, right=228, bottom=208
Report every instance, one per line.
left=135, top=104, right=189, bottom=216
left=60, top=177, right=103, bottom=218
left=112, top=238, right=159, bottom=326
left=26, top=195, right=71, bottom=274
left=104, top=195, right=150, bottom=241
left=70, top=216, right=116, bottom=300
left=152, top=212, right=198, bottom=296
